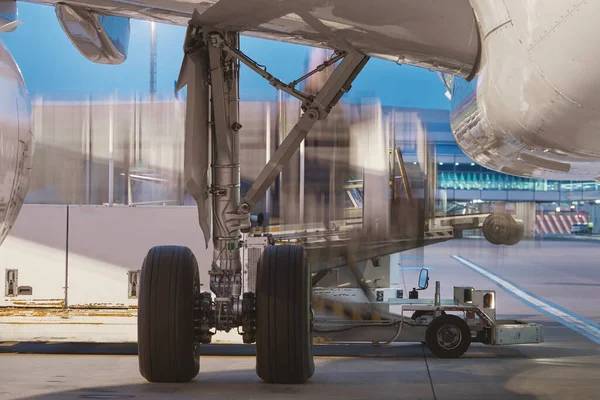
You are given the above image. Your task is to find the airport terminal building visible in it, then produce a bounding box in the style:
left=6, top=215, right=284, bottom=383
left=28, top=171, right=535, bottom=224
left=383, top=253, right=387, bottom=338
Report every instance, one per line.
left=25, top=96, right=600, bottom=236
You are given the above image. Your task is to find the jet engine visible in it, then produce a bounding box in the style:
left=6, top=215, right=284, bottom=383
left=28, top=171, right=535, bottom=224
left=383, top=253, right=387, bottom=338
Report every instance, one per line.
left=0, top=39, right=33, bottom=246
left=482, top=212, right=524, bottom=246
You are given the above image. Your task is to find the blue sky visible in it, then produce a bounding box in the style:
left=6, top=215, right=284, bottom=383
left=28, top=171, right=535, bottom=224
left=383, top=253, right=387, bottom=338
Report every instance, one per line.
left=3, top=3, right=449, bottom=109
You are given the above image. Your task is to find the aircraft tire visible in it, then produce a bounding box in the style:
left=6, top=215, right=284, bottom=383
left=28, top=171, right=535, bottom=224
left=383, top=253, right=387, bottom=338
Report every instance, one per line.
left=504, top=219, right=524, bottom=246
left=138, top=245, right=200, bottom=383
left=255, top=245, right=314, bottom=384
left=482, top=212, right=515, bottom=245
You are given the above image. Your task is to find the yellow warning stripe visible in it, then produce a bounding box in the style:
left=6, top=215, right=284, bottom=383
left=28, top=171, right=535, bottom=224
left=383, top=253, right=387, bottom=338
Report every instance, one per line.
left=312, top=297, right=389, bottom=321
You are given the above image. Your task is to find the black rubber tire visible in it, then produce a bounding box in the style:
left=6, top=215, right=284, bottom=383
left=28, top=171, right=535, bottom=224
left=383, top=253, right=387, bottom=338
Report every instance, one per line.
left=504, top=219, right=524, bottom=246
left=255, top=245, right=315, bottom=384
left=482, top=213, right=514, bottom=245
left=138, top=245, right=200, bottom=383
left=413, top=311, right=446, bottom=345
left=425, top=314, right=471, bottom=359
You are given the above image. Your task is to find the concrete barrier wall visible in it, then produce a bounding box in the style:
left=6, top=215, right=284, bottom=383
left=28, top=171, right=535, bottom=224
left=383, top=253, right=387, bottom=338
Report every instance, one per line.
left=1, top=204, right=214, bottom=310
left=1, top=205, right=68, bottom=308
left=67, top=205, right=213, bottom=307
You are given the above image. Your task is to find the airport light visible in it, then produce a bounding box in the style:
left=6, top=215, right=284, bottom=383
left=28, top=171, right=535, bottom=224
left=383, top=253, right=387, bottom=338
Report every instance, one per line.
left=455, top=162, right=459, bottom=166
left=471, top=163, right=475, bottom=166
left=439, top=162, right=444, bottom=166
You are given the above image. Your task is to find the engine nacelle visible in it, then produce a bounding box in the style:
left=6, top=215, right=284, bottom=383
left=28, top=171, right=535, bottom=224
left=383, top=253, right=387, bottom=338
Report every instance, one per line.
left=482, top=212, right=524, bottom=246
left=55, top=4, right=130, bottom=65
left=0, top=39, right=33, bottom=245
left=451, top=1, right=600, bottom=181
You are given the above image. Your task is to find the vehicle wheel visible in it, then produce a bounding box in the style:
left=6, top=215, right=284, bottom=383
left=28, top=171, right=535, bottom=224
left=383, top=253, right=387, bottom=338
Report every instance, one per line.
left=138, top=245, right=200, bottom=382
left=255, top=245, right=314, bottom=384
left=425, top=314, right=471, bottom=359
left=413, top=311, right=447, bottom=345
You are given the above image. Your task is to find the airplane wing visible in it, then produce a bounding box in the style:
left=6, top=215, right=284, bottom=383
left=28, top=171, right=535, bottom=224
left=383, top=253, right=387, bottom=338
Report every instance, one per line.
left=20, top=0, right=481, bottom=78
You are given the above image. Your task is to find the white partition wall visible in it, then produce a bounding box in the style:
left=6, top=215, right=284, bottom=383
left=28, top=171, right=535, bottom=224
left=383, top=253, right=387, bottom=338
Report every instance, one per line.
left=0, top=204, right=221, bottom=343
left=66, top=205, right=213, bottom=307
left=1, top=205, right=68, bottom=307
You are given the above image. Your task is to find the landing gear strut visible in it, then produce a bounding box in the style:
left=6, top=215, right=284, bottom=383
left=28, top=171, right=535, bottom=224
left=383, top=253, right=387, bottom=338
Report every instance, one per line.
left=137, top=17, right=369, bottom=384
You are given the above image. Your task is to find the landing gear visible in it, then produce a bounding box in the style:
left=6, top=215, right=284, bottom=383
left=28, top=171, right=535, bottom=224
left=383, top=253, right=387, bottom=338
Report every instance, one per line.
left=256, top=245, right=314, bottom=384
left=136, top=14, right=368, bottom=384
left=138, top=246, right=201, bottom=382
left=425, top=314, right=471, bottom=358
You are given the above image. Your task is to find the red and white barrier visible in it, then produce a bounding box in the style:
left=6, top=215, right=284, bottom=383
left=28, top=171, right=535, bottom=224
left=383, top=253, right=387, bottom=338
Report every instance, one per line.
left=535, top=214, right=589, bottom=234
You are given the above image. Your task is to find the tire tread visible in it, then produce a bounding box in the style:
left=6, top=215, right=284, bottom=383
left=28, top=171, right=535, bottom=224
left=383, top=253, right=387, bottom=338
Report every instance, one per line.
left=256, top=245, right=314, bottom=384
left=138, top=245, right=200, bottom=383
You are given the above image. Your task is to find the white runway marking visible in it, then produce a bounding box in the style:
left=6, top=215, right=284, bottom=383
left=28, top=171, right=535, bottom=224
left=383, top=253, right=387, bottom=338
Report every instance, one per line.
left=452, top=255, right=600, bottom=346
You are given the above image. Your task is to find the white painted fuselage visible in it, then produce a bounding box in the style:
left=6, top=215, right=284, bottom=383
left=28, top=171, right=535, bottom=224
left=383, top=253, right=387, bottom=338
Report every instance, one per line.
left=452, top=1, right=600, bottom=180
left=0, top=39, right=33, bottom=246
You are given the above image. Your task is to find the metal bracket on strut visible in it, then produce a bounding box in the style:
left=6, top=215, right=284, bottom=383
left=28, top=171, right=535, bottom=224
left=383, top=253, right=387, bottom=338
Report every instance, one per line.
left=210, top=33, right=346, bottom=106
left=205, top=36, right=369, bottom=232
left=208, top=186, right=227, bottom=197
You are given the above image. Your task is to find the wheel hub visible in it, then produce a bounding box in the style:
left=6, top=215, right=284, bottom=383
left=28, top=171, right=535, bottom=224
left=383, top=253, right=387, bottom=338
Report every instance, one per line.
left=194, top=291, right=214, bottom=344
left=437, top=324, right=462, bottom=350
left=241, top=292, right=257, bottom=344
left=192, top=278, right=202, bottom=355
left=490, top=223, right=507, bottom=238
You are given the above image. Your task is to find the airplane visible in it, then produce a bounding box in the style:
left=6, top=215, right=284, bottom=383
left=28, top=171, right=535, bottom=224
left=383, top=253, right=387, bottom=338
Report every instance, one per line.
left=0, top=0, right=595, bottom=386
left=0, top=33, right=32, bottom=248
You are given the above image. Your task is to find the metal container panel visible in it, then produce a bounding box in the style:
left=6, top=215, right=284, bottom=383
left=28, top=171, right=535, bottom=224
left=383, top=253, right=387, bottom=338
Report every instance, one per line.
left=0, top=205, right=67, bottom=308
left=494, top=322, right=543, bottom=345
left=66, top=205, right=213, bottom=308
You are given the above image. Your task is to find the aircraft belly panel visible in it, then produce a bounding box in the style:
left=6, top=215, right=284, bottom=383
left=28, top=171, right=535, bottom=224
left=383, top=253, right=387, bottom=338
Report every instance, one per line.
left=29, top=0, right=481, bottom=77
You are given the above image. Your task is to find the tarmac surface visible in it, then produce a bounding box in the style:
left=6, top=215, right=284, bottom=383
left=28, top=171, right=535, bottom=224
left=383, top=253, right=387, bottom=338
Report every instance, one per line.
left=1, top=238, right=600, bottom=400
